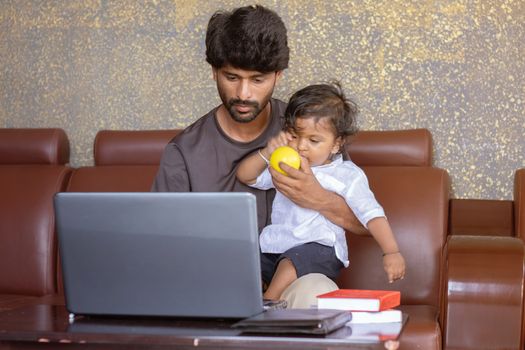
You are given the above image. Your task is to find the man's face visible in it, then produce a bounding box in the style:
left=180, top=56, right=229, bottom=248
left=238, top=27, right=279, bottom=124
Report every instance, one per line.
left=213, top=65, right=282, bottom=123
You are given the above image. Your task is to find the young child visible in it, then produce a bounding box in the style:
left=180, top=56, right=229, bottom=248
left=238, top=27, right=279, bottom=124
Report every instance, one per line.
left=236, top=82, right=406, bottom=300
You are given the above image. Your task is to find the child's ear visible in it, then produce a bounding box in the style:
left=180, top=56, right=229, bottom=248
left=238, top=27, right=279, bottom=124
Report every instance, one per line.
left=332, top=137, right=345, bottom=154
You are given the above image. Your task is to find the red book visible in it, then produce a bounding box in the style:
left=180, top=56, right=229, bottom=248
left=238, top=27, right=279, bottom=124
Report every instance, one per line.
left=317, top=289, right=400, bottom=311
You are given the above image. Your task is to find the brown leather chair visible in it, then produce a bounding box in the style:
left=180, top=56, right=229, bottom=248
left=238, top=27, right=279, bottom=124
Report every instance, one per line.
left=340, top=129, right=524, bottom=350
left=0, top=129, right=72, bottom=310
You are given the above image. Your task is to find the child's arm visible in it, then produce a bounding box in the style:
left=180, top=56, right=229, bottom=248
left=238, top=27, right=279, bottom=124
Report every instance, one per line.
left=236, top=149, right=270, bottom=185
left=367, top=217, right=406, bottom=283
left=236, top=131, right=289, bottom=185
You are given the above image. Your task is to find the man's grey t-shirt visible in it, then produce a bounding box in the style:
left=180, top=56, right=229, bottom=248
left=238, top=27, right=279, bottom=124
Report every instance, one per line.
left=152, top=98, right=286, bottom=232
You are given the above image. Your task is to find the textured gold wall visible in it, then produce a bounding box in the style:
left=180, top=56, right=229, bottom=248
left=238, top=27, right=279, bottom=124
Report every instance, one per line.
left=1, top=1, right=524, bottom=199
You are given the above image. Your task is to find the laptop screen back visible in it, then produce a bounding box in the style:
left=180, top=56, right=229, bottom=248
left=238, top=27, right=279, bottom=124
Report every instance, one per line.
left=54, top=192, right=263, bottom=319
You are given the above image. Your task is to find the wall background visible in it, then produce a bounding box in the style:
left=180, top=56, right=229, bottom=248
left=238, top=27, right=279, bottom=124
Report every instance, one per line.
left=1, top=0, right=524, bottom=199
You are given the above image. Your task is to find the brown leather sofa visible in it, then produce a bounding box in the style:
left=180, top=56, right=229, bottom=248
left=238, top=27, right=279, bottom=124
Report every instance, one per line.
left=340, top=129, right=524, bottom=350
left=0, top=128, right=72, bottom=310
left=0, top=128, right=523, bottom=349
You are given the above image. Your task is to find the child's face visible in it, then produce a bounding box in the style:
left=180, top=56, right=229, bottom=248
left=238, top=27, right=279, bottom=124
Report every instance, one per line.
left=287, top=117, right=343, bottom=167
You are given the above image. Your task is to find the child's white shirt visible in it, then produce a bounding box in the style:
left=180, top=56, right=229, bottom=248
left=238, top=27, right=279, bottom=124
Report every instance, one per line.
left=250, top=154, right=385, bottom=267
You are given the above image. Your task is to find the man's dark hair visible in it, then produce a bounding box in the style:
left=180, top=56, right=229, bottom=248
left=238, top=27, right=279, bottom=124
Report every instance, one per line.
left=205, top=5, right=289, bottom=73
left=284, top=82, right=359, bottom=143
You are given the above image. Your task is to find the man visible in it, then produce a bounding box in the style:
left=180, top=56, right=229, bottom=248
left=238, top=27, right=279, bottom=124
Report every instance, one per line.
left=152, top=4, right=366, bottom=307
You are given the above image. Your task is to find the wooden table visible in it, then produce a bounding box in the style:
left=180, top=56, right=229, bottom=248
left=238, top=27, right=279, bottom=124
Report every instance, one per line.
left=0, top=303, right=404, bottom=349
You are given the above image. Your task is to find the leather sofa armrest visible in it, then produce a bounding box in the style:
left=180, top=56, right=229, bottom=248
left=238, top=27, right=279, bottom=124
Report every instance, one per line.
left=441, top=235, right=524, bottom=349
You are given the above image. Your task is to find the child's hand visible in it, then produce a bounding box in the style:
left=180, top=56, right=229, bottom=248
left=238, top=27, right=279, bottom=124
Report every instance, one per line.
left=261, top=131, right=290, bottom=159
left=382, top=252, right=405, bottom=283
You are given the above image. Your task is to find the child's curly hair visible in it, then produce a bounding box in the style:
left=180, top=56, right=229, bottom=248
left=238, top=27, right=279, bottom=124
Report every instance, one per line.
left=284, top=81, right=359, bottom=152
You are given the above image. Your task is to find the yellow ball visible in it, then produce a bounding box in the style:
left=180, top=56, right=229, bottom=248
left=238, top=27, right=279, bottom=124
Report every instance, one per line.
left=270, top=146, right=301, bottom=175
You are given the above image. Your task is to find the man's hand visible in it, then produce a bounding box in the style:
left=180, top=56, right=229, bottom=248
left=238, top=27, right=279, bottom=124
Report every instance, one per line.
left=269, top=156, right=323, bottom=210
left=269, top=157, right=367, bottom=235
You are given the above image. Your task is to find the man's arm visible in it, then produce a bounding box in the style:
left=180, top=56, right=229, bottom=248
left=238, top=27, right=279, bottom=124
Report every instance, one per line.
left=269, top=160, right=368, bottom=235
left=151, top=144, right=191, bottom=192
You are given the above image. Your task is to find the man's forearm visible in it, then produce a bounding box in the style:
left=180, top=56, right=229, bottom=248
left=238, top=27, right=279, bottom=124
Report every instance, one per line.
left=315, top=190, right=368, bottom=235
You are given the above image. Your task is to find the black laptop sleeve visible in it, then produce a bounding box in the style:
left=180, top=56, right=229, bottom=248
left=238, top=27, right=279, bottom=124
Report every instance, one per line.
left=232, top=309, right=352, bottom=335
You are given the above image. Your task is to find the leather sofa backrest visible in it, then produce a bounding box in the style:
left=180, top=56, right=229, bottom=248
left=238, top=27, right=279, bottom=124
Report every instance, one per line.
left=0, top=128, right=69, bottom=164
left=69, top=128, right=429, bottom=191
left=347, top=128, right=432, bottom=166
left=88, top=128, right=430, bottom=167
left=67, top=130, right=181, bottom=192
left=0, top=128, right=71, bottom=296
left=94, top=130, right=180, bottom=166
left=449, top=198, right=514, bottom=236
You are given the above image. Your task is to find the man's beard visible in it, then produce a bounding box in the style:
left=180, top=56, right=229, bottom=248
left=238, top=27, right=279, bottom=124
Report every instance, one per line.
left=226, top=99, right=262, bottom=123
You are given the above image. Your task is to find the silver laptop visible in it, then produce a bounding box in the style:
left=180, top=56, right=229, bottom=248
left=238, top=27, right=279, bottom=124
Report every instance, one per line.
left=54, top=192, right=263, bottom=319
